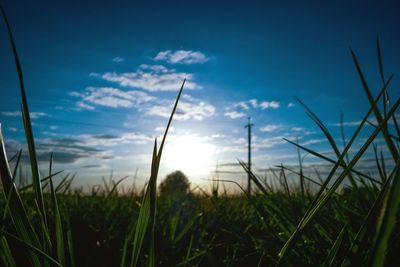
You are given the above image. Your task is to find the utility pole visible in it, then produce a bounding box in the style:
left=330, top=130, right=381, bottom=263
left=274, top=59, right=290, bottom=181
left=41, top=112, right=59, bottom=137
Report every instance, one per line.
left=245, top=117, right=254, bottom=194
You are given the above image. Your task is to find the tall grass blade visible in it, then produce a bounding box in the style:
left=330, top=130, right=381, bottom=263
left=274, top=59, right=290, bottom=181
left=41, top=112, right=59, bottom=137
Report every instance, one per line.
left=350, top=48, right=398, bottom=161
left=0, top=3, right=48, bottom=230
left=0, top=125, right=42, bottom=266
left=370, top=161, right=400, bottom=266
left=48, top=153, right=65, bottom=265
left=277, top=77, right=396, bottom=265
left=0, top=229, right=61, bottom=267
left=128, top=80, right=185, bottom=267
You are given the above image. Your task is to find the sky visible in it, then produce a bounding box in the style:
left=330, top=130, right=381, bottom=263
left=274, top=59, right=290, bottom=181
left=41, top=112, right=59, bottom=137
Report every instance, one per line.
left=0, top=0, right=400, bottom=191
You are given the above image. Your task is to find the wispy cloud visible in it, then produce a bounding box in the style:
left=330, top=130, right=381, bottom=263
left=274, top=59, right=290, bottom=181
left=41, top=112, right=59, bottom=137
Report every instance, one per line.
left=98, top=64, right=200, bottom=92
left=259, top=101, right=280, bottom=109
left=259, top=124, right=282, bottom=132
left=1, top=111, right=48, bottom=119
left=154, top=50, right=210, bottom=64
left=112, top=57, right=125, bottom=63
left=330, top=120, right=362, bottom=127
left=70, top=87, right=155, bottom=109
left=224, top=98, right=280, bottom=119
left=224, top=111, right=245, bottom=119
left=147, top=95, right=215, bottom=121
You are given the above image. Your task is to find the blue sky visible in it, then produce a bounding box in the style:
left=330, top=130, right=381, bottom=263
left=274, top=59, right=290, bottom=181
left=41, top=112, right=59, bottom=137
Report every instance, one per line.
left=1, top=0, right=400, bottom=190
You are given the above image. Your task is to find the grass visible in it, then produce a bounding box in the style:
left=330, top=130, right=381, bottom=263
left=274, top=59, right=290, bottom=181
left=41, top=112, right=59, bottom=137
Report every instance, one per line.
left=1, top=5, right=400, bottom=267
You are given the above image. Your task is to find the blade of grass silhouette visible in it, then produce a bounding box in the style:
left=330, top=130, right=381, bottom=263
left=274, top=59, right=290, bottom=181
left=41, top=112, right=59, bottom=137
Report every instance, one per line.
left=18, top=170, right=64, bottom=192
left=286, top=97, right=400, bottom=263
left=277, top=165, right=325, bottom=188
left=2, top=149, right=22, bottom=222
left=370, top=159, right=400, bottom=266
left=0, top=229, right=61, bottom=267
left=129, top=79, right=185, bottom=267
left=0, top=125, right=42, bottom=266
left=277, top=78, right=396, bottom=265
left=0, top=236, right=16, bottom=267
left=340, top=161, right=397, bottom=266
left=323, top=225, right=347, bottom=267
left=108, top=176, right=129, bottom=196
left=373, top=144, right=386, bottom=183
left=297, top=97, right=358, bottom=189
left=350, top=48, right=399, bottom=161
left=48, top=153, right=65, bottom=265
left=239, top=160, right=269, bottom=196
left=0, top=5, right=48, bottom=231
left=283, top=138, right=382, bottom=185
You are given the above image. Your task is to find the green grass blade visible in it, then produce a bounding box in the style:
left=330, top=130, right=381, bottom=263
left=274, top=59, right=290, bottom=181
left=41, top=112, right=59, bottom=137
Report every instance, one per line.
left=0, top=229, right=61, bottom=267
left=48, top=153, right=65, bottom=265
left=277, top=77, right=396, bottom=265
left=323, top=225, right=347, bottom=267
left=297, top=98, right=358, bottom=188
left=0, top=236, right=16, bottom=267
left=18, top=170, right=64, bottom=192
left=350, top=48, right=399, bottom=161
left=129, top=80, right=185, bottom=267
left=0, top=4, right=47, bottom=229
left=284, top=138, right=382, bottom=185
left=239, top=160, right=269, bottom=195
left=0, top=125, right=42, bottom=266
left=370, top=161, right=400, bottom=266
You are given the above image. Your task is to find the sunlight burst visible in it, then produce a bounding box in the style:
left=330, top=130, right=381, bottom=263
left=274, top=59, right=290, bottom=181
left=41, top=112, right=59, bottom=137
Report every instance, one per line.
left=163, top=134, right=216, bottom=178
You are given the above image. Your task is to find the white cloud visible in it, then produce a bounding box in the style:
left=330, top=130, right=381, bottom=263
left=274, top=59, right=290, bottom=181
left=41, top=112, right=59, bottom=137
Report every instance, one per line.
left=260, top=124, right=282, bottom=132
left=331, top=120, right=362, bottom=127
left=1, top=111, right=48, bottom=119
left=230, top=99, right=280, bottom=114
left=8, top=127, right=18, bottom=132
left=259, top=101, right=280, bottom=109
left=224, top=111, right=245, bottom=119
left=288, top=102, right=295, bottom=108
left=112, top=57, right=125, bottom=63
left=100, top=66, right=200, bottom=92
left=234, top=101, right=249, bottom=110
left=76, top=101, right=95, bottom=111
left=302, top=138, right=326, bottom=146
left=147, top=95, right=215, bottom=121
left=71, top=87, right=155, bottom=109
left=249, top=99, right=258, bottom=108
left=154, top=50, right=210, bottom=64
left=138, top=64, right=172, bottom=73
left=291, top=127, right=304, bottom=131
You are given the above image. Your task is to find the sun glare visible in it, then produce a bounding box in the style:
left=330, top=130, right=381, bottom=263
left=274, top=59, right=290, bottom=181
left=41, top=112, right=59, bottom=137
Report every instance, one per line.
left=163, top=134, right=216, bottom=178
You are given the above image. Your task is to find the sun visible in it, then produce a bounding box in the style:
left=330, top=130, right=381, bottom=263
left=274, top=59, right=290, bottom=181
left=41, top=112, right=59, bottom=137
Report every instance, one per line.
left=163, top=134, right=216, bottom=179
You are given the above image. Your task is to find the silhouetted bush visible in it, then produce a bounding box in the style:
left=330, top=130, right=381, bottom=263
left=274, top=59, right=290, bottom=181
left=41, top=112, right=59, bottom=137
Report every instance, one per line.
left=159, top=170, right=190, bottom=197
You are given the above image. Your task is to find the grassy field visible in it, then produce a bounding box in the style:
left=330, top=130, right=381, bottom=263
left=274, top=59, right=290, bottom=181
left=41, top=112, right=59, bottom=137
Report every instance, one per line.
left=1, top=4, right=400, bottom=267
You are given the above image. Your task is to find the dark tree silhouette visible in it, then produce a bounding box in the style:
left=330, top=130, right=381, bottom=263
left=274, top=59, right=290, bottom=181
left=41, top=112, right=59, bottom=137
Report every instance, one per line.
left=159, top=170, right=190, bottom=196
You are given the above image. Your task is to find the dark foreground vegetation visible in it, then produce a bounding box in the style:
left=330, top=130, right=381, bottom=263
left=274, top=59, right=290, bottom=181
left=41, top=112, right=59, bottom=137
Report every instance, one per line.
left=1, top=183, right=399, bottom=267
left=1, top=3, right=400, bottom=267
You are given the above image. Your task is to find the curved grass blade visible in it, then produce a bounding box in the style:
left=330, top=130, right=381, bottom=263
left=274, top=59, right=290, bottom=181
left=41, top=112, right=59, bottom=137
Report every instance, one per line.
left=0, top=125, right=42, bottom=266
left=0, top=236, right=16, bottom=267
left=0, top=229, right=61, bottom=267
left=370, top=160, right=400, bottom=266
left=323, top=225, right=347, bottom=267
left=48, top=153, right=65, bottom=265
left=277, top=77, right=397, bottom=265
left=350, top=48, right=398, bottom=161
left=128, top=80, right=185, bottom=267
left=0, top=4, right=47, bottom=229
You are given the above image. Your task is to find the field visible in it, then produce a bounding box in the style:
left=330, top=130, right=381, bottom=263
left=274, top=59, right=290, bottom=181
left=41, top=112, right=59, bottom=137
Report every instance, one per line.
left=1, top=3, right=400, bottom=267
